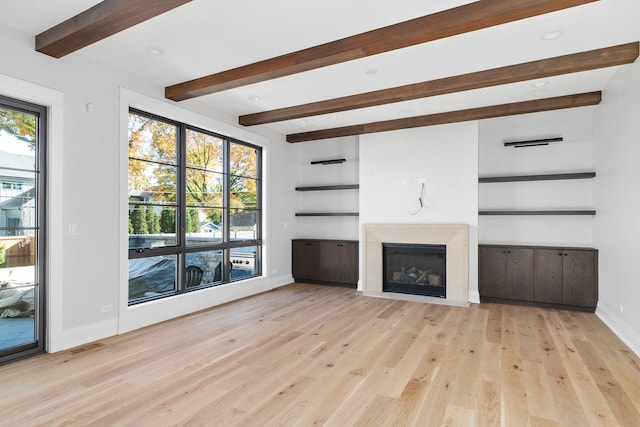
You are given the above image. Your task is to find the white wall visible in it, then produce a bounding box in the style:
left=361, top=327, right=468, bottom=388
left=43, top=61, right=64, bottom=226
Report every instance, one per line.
left=0, top=23, right=295, bottom=351
left=292, top=136, right=359, bottom=240
left=359, top=123, right=479, bottom=301
left=593, top=60, right=640, bottom=355
left=478, top=108, right=595, bottom=246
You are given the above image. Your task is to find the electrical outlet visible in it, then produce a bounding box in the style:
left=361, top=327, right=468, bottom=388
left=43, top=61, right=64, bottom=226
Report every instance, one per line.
left=101, top=304, right=113, bottom=313
left=68, top=224, right=77, bottom=236
left=618, top=304, right=624, bottom=313
left=418, top=178, right=426, bottom=183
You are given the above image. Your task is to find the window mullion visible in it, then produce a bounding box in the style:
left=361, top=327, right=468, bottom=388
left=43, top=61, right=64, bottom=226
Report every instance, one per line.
left=178, top=123, right=187, bottom=291
left=223, top=139, right=231, bottom=282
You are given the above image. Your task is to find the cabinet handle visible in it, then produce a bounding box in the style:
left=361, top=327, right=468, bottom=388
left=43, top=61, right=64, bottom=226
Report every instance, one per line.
left=564, top=253, right=568, bottom=256
left=507, top=250, right=511, bottom=254
left=558, top=252, right=563, bottom=256
left=502, top=250, right=506, bottom=254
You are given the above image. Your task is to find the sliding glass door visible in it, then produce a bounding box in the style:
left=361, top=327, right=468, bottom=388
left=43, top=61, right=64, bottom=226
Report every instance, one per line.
left=0, top=96, right=46, bottom=364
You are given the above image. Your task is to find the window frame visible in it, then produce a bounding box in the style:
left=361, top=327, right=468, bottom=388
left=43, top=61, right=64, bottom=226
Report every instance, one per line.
left=127, top=108, right=262, bottom=305
left=0, top=94, right=47, bottom=363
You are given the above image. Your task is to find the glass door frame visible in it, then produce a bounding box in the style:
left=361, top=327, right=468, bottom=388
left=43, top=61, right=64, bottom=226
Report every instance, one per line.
left=0, top=94, right=46, bottom=365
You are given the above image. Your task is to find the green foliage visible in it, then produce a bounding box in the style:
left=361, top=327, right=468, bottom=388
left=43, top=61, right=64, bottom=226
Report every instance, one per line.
left=0, top=107, right=36, bottom=147
left=159, top=207, right=175, bottom=233
left=130, top=207, right=148, bottom=235
left=145, top=205, right=160, bottom=234
left=186, top=209, right=199, bottom=233
left=0, top=244, right=5, bottom=267
left=128, top=216, right=134, bottom=234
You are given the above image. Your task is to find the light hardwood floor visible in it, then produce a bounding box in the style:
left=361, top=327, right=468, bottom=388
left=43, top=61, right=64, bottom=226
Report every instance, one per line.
left=1, top=283, right=639, bottom=426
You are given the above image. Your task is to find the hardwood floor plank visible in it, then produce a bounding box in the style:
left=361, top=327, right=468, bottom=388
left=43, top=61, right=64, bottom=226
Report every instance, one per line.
left=574, top=339, right=640, bottom=426
left=1, top=283, right=640, bottom=426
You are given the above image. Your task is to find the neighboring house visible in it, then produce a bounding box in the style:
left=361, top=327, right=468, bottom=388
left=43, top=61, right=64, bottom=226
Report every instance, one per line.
left=199, top=221, right=219, bottom=234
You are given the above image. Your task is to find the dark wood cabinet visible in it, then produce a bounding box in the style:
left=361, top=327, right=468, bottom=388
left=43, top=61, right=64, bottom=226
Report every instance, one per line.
left=479, top=247, right=533, bottom=300
left=533, top=249, right=563, bottom=304
left=292, top=239, right=358, bottom=287
left=291, top=240, right=318, bottom=282
left=562, top=249, right=597, bottom=307
left=479, top=244, right=597, bottom=311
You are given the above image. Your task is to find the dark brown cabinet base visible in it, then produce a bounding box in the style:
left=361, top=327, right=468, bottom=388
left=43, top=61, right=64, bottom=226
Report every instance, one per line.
left=292, top=239, right=358, bottom=287
left=479, top=244, right=597, bottom=311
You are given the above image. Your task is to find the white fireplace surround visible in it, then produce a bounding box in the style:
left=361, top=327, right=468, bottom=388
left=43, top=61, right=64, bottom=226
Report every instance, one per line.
left=362, top=223, right=470, bottom=307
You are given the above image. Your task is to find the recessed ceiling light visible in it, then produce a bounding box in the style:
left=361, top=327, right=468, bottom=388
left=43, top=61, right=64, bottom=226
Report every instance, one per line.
left=541, top=30, right=563, bottom=41
left=247, top=95, right=261, bottom=102
left=298, top=119, right=309, bottom=126
left=365, top=69, right=378, bottom=75
left=532, top=81, right=548, bottom=88
left=146, top=46, right=165, bottom=56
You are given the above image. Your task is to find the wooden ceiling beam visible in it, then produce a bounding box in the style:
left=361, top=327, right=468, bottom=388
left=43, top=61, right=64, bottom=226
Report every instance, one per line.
left=166, top=0, right=597, bottom=101
left=286, top=92, right=602, bottom=143
left=36, top=0, right=192, bottom=58
left=241, top=43, right=637, bottom=126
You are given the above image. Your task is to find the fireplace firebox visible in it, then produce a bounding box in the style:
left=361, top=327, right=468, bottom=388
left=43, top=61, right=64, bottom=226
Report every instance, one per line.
left=382, top=243, right=446, bottom=298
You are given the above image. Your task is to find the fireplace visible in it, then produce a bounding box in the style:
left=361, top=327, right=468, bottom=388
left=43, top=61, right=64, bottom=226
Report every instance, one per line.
left=363, top=224, right=468, bottom=306
left=382, top=243, right=446, bottom=298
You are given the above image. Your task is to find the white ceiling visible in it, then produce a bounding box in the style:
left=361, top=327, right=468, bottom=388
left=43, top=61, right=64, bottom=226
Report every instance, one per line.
left=2, top=0, right=639, bottom=138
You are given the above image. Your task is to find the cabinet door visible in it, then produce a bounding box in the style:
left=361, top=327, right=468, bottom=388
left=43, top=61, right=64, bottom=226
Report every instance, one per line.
left=533, top=249, right=563, bottom=303
left=317, top=241, right=339, bottom=283
left=507, top=248, right=534, bottom=301
left=336, top=241, right=359, bottom=285
left=292, top=240, right=317, bottom=281
left=563, top=250, right=597, bottom=307
left=479, top=247, right=507, bottom=298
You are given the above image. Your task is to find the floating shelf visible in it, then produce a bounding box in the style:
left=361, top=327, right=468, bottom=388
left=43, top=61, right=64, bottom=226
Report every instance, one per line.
left=296, top=184, right=359, bottom=191
left=295, top=212, right=359, bottom=217
left=479, top=172, right=595, bottom=183
left=479, top=210, right=596, bottom=216
left=310, top=158, right=345, bottom=165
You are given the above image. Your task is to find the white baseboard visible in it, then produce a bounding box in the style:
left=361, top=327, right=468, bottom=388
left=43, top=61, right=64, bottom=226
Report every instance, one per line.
left=596, top=302, right=640, bottom=357
left=270, top=273, right=294, bottom=288
left=58, top=318, right=119, bottom=352
left=468, top=289, right=481, bottom=304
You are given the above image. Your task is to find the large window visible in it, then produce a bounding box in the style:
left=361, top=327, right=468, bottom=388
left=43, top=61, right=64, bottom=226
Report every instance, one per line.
left=127, top=109, right=261, bottom=304
left=0, top=95, right=46, bottom=364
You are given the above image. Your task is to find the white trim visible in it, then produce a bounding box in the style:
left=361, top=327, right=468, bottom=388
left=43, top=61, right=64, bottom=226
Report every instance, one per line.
left=118, top=87, right=273, bottom=334
left=0, top=73, right=65, bottom=353
left=596, top=302, right=640, bottom=358
left=468, top=289, right=480, bottom=304
left=59, top=318, right=118, bottom=351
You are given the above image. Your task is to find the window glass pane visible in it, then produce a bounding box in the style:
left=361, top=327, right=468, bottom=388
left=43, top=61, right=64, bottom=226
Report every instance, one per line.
left=129, top=160, right=177, bottom=204
left=128, top=205, right=177, bottom=249
left=129, top=255, right=176, bottom=300
left=0, top=171, right=36, bottom=229
left=186, top=207, right=223, bottom=245
left=186, top=169, right=223, bottom=207
left=128, top=113, right=177, bottom=164
left=185, top=250, right=223, bottom=287
left=230, top=142, right=258, bottom=178
left=230, top=246, right=258, bottom=279
left=0, top=231, right=35, bottom=285
left=0, top=107, right=36, bottom=171
left=230, top=209, right=257, bottom=240
left=186, top=129, right=223, bottom=172
left=230, top=176, right=258, bottom=209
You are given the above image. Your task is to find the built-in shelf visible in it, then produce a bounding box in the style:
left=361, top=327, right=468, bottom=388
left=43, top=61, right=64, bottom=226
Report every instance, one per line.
left=479, top=210, right=596, bottom=216
left=295, top=184, right=359, bottom=191
left=479, top=172, right=595, bottom=183
left=310, top=158, right=346, bottom=165
left=295, top=212, right=359, bottom=217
